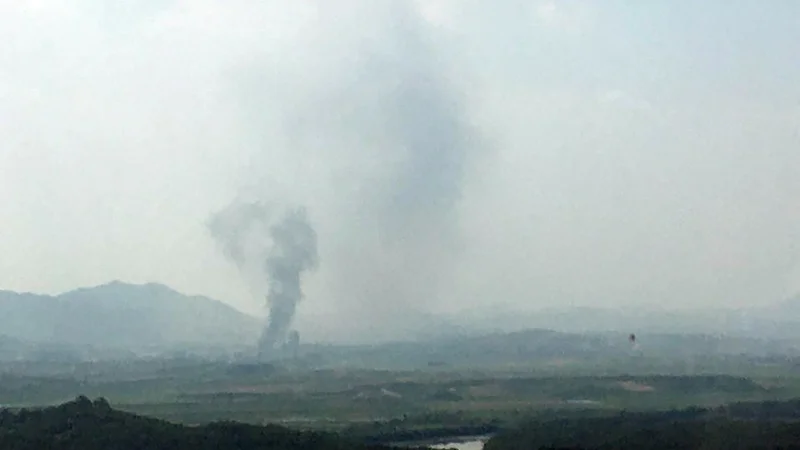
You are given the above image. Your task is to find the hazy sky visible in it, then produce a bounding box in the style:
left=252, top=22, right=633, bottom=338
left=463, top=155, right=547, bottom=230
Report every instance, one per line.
left=1, top=1, right=799, bottom=340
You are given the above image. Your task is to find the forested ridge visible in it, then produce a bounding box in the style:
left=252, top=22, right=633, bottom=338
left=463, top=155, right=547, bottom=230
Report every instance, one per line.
left=0, top=396, right=420, bottom=450
left=9, top=396, right=800, bottom=449
left=486, top=401, right=800, bottom=450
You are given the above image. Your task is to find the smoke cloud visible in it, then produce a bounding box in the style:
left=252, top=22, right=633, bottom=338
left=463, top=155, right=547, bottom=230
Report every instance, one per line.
left=233, top=1, right=487, bottom=338
left=207, top=200, right=318, bottom=357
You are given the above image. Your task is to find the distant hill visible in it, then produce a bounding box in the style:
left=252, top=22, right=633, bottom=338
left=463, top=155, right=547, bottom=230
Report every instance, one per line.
left=0, top=281, right=260, bottom=355
left=3, top=280, right=799, bottom=363
left=301, top=326, right=800, bottom=371
left=450, top=296, right=800, bottom=341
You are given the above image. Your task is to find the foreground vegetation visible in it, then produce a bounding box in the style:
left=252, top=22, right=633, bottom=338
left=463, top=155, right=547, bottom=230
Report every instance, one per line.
left=4, top=331, right=800, bottom=448
left=487, top=399, right=800, bottom=449
left=4, top=357, right=800, bottom=434
left=0, top=396, right=425, bottom=450
left=6, top=396, right=800, bottom=449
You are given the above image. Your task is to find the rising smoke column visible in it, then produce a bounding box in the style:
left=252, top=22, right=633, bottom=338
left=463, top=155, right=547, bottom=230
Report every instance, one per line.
left=258, top=207, right=318, bottom=354
left=230, top=1, right=489, bottom=340
left=207, top=201, right=318, bottom=358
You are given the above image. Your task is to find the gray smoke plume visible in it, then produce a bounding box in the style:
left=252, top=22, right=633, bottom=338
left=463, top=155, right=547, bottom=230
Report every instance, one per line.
left=248, top=1, right=485, bottom=332
left=207, top=200, right=318, bottom=358
left=230, top=1, right=488, bottom=340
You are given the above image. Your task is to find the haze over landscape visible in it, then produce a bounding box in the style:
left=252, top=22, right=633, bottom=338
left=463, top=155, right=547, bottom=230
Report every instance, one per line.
left=5, top=3, right=800, bottom=449
left=2, top=1, right=799, bottom=344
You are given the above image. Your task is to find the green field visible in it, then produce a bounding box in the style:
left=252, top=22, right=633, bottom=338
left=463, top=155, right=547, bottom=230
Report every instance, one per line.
left=4, top=327, right=800, bottom=447
left=3, top=353, right=800, bottom=442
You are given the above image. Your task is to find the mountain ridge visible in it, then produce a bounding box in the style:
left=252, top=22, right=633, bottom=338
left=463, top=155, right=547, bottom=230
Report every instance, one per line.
left=2, top=281, right=799, bottom=360
left=0, top=281, right=260, bottom=354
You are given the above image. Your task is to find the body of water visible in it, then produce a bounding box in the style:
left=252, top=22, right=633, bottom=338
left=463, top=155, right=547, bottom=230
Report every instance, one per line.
left=430, top=439, right=485, bottom=450
left=396, top=435, right=489, bottom=450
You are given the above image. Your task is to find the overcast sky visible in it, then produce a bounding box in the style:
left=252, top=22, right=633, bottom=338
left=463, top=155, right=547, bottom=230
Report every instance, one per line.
left=1, top=1, right=799, bottom=340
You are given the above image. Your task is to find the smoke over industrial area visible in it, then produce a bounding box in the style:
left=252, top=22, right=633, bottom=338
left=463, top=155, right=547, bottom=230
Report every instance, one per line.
left=213, top=1, right=488, bottom=340
left=207, top=201, right=317, bottom=357
left=2, top=1, right=800, bottom=344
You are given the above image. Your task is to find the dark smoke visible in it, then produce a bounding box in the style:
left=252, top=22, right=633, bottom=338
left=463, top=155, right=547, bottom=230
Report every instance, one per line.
left=207, top=201, right=318, bottom=358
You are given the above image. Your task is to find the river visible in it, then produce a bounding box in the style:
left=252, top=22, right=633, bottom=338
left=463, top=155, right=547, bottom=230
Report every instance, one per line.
left=395, top=435, right=489, bottom=450
left=430, top=438, right=486, bottom=450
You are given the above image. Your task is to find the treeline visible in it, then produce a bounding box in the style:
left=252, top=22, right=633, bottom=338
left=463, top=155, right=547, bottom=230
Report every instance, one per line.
left=485, top=401, right=800, bottom=450
left=0, top=396, right=426, bottom=450
left=343, top=410, right=501, bottom=444
left=8, top=395, right=800, bottom=449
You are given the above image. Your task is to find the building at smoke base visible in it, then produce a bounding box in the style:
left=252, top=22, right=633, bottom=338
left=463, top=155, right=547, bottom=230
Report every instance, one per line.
left=256, top=329, right=301, bottom=361
left=207, top=202, right=317, bottom=364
